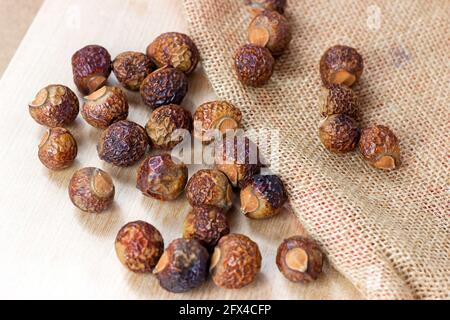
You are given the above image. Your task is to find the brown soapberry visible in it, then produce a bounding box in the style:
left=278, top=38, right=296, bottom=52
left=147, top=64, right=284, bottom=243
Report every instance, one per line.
left=276, top=236, right=324, bottom=283
left=29, top=84, right=79, bottom=127
left=115, top=221, right=164, bottom=273
left=146, top=32, right=199, bottom=75
left=359, top=125, right=401, bottom=170
left=68, top=167, right=115, bottom=213
left=234, top=44, right=275, bottom=87
left=154, top=238, right=209, bottom=293
left=320, top=45, right=364, bottom=87
left=210, top=233, right=262, bottom=289
left=244, top=0, right=287, bottom=15
left=38, top=127, right=77, bottom=170
left=81, top=86, right=129, bottom=129
left=319, top=84, right=359, bottom=118
left=71, top=45, right=112, bottom=94
left=112, top=51, right=154, bottom=91
left=136, top=154, right=188, bottom=201
left=145, top=104, right=192, bottom=149
left=318, top=114, right=360, bottom=153
left=97, top=120, right=149, bottom=167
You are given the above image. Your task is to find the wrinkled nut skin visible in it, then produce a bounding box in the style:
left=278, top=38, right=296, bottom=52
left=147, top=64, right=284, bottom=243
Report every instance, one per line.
left=359, top=125, right=401, bottom=170
left=29, top=84, right=79, bottom=127
left=234, top=44, right=275, bottom=87
left=210, top=234, right=262, bottom=289
left=145, top=104, right=192, bottom=149
left=319, top=84, right=359, bottom=119
left=136, top=154, right=188, bottom=201
left=320, top=45, right=364, bottom=87
left=81, top=86, right=129, bottom=129
left=146, top=32, right=200, bottom=75
left=112, top=51, right=154, bottom=91
left=193, top=101, right=242, bottom=143
left=244, top=0, right=287, bottom=15
left=154, top=238, right=209, bottom=293
left=319, top=114, right=360, bottom=154
left=240, top=174, right=287, bottom=219
left=71, top=45, right=112, bottom=95
left=276, top=236, right=324, bottom=283
left=140, top=67, right=188, bottom=109
left=183, top=206, right=230, bottom=251
left=214, top=135, right=261, bottom=188
left=115, top=221, right=164, bottom=273
left=248, top=10, right=292, bottom=56
left=186, top=169, right=234, bottom=212
left=38, top=127, right=77, bottom=170
left=97, top=120, right=149, bottom=167
left=68, top=167, right=115, bottom=213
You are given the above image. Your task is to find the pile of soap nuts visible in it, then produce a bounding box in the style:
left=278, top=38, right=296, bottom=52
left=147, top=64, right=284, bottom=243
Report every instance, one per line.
left=28, top=29, right=324, bottom=293
left=318, top=45, right=401, bottom=170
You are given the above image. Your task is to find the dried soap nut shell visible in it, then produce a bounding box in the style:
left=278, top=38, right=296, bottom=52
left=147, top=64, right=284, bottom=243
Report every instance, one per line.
left=29, top=84, right=79, bottom=127
left=97, top=120, right=149, bottom=167
left=82, top=86, right=129, bottom=129
left=318, top=114, right=360, bottom=153
left=145, top=104, right=192, bottom=149
left=115, top=221, right=164, bottom=273
left=248, top=10, right=292, bottom=56
left=359, top=125, right=401, bottom=170
left=244, top=0, right=287, bottom=15
left=185, top=169, right=234, bottom=212
left=136, top=154, right=188, bottom=201
left=319, top=84, right=359, bottom=119
left=154, top=238, right=209, bottom=293
left=210, top=233, right=262, bottom=289
left=68, top=167, right=115, bottom=213
left=240, top=174, right=287, bottom=219
left=320, top=45, right=364, bottom=87
left=234, top=44, right=275, bottom=87
left=140, top=67, right=188, bottom=109
left=38, top=127, right=77, bottom=170
left=182, top=206, right=230, bottom=251
left=71, top=45, right=112, bottom=94
left=112, top=51, right=154, bottom=91
left=146, top=32, right=200, bottom=75
left=276, top=236, right=324, bottom=283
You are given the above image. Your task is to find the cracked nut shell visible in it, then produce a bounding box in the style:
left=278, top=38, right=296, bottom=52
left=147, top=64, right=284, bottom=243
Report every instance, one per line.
left=183, top=206, right=230, bottom=251
left=136, top=154, right=188, bottom=201
left=68, top=167, right=115, bottom=213
left=248, top=10, right=292, bottom=56
left=154, top=238, right=209, bottom=293
left=193, top=101, right=242, bottom=143
left=319, top=114, right=360, bottom=153
left=359, top=125, right=401, bottom=170
left=186, top=169, right=234, bottom=212
left=319, top=84, right=358, bottom=118
left=244, top=0, right=287, bottom=15
left=320, top=45, right=364, bottom=87
left=234, top=44, right=275, bottom=87
left=115, top=221, right=164, bottom=273
left=71, top=45, right=112, bottom=95
left=276, top=236, right=324, bottom=283
left=38, top=127, right=77, bottom=170
left=29, top=84, right=79, bottom=127
left=112, top=51, right=154, bottom=91
left=240, top=174, right=287, bottom=219
left=81, top=86, right=129, bottom=129
left=146, top=32, right=199, bottom=75
left=210, top=233, right=262, bottom=289
left=140, top=66, right=188, bottom=109
left=145, top=104, right=192, bottom=149
left=97, top=120, right=149, bottom=167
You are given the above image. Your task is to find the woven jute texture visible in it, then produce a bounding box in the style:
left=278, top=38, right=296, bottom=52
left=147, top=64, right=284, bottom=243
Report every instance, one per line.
left=183, top=0, right=450, bottom=299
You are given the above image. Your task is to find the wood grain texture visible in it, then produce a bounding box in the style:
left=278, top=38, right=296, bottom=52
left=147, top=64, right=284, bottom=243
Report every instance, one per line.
left=0, top=0, right=362, bottom=299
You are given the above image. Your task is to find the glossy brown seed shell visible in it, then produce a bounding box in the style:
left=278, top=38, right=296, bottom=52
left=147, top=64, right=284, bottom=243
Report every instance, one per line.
left=115, top=221, right=164, bottom=273
left=319, top=114, right=360, bottom=153
left=244, top=0, right=287, bottom=15
left=234, top=44, right=275, bottom=87
left=319, top=84, right=359, bottom=118
left=29, top=84, right=79, bottom=127
left=112, top=51, right=154, bottom=91
left=38, top=127, right=77, bottom=170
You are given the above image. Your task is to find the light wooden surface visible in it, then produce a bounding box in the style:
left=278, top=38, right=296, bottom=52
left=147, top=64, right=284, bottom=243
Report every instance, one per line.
left=0, top=0, right=362, bottom=299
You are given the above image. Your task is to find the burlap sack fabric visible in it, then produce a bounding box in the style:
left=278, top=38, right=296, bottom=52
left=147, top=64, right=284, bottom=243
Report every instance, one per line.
left=182, top=0, right=449, bottom=299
